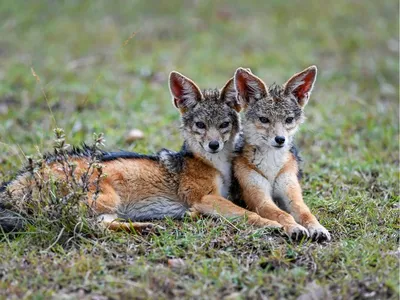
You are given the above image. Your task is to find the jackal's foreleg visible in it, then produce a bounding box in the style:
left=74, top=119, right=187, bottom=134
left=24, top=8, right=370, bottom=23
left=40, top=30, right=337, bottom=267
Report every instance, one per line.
left=191, top=195, right=282, bottom=229
left=274, top=171, right=331, bottom=242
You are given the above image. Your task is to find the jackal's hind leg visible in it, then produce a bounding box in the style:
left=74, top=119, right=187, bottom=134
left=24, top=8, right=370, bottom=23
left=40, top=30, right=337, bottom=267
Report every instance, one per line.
left=98, top=214, right=161, bottom=234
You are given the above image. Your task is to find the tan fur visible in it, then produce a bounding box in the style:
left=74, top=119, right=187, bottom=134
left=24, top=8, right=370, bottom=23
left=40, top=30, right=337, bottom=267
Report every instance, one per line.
left=275, top=155, right=317, bottom=226
left=37, top=150, right=281, bottom=230
left=180, top=153, right=281, bottom=228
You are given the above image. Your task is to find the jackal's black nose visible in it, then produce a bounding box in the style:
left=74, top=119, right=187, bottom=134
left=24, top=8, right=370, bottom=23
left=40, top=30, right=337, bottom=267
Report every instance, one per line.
left=275, top=136, right=285, bottom=145
left=209, top=141, right=220, bottom=151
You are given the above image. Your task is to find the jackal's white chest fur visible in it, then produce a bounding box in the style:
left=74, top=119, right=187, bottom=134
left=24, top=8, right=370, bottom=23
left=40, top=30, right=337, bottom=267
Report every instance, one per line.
left=209, top=152, right=232, bottom=198
left=252, top=148, right=289, bottom=182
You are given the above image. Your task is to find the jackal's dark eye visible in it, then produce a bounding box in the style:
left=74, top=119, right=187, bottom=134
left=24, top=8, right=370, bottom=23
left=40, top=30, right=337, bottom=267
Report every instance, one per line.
left=285, top=117, right=294, bottom=124
left=259, top=117, right=270, bottom=124
left=219, top=122, right=230, bottom=129
left=195, top=122, right=206, bottom=129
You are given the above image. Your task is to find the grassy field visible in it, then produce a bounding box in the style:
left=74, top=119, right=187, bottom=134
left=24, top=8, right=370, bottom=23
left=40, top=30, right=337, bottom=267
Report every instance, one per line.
left=0, top=1, right=399, bottom=299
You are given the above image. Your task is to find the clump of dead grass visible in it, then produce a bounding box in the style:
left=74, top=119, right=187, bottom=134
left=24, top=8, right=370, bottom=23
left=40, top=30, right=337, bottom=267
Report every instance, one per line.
left=8, top=128, right=110, bottom=248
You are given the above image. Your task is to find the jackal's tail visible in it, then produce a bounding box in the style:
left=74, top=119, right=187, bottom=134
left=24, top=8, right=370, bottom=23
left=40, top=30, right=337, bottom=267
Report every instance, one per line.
left=0, top=182, right=26, bottom=233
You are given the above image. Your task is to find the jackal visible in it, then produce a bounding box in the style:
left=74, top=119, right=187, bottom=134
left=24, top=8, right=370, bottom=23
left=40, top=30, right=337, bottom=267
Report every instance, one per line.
left=0, top=71, right=282, bottom=233
left=233, top=66, right=331, bottom=241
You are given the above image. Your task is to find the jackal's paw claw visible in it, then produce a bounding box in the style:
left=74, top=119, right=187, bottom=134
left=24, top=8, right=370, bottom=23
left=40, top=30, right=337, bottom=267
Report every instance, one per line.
left=140, top=223, right=165, bottom=234
left=286, top=224, right=309, bottom=241
left=308, top=225, right=331, bottom=242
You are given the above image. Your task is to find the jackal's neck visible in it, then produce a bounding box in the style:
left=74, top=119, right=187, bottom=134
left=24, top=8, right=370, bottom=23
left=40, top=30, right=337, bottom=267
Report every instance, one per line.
left=242, top=135, right=291, bottom=180
left=196, top=142, right=234, bottom=199
left=183, top=140, right=234, bottom=186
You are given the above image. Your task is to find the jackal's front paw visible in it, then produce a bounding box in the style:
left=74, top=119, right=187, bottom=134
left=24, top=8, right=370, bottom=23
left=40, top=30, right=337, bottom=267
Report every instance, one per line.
left=285, top=224, right=309, bottom=241
left=307, top=225, right=331, bottom=242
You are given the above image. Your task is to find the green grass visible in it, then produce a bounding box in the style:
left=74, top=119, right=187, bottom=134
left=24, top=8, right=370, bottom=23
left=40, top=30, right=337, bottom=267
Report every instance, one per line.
left=0, top=1, right=399, bottom=299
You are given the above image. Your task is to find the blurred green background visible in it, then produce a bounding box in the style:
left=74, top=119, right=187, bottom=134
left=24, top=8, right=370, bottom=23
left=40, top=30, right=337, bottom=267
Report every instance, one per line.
left=0, top=1, right=398, bottom=299
left=0, top=1, right=397, bottom=169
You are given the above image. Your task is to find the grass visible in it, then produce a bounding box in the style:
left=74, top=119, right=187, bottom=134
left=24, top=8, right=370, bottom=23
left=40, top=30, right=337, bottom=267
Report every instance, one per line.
left=0, top=1, right=398, bottom=299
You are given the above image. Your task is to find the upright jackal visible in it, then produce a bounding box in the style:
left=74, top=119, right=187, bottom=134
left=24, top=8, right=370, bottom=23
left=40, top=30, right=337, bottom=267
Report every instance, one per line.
left=0, top=72, right=282, bottom=233
left=233, top=66, right=331, bottom=241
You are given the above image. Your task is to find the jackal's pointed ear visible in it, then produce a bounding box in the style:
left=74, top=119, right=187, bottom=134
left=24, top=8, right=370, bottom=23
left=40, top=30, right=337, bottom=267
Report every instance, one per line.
left=220, top=77, right=241, bottom=112
left=234, top=67, right=267, bottom=106
left=284, top=65, right=317, bottom=108
left=169, top=71, right=202, bottom=111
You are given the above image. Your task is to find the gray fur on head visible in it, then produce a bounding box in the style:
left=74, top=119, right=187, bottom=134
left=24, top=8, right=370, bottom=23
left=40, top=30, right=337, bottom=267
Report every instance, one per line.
left=168, top=71, right=241, bottom=155
left=181, top=87, right=241, bottom=155
left=235, top=66, right=318, bottom=150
